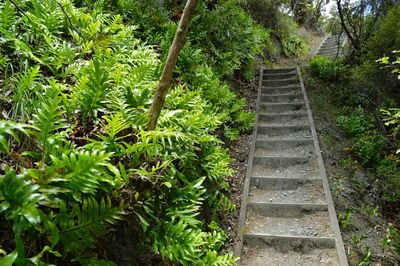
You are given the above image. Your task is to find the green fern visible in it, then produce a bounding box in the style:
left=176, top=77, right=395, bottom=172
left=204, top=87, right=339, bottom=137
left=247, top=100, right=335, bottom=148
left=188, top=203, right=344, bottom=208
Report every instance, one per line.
left=30, top=95, right=67, bottom=157
left=0, top=169, right=43, bottom=264
left=10, top=66, right=42, bottom=121
left=74, top=57, right=112, bottom=123
left=0, top=120, right=26, bottom=153
left=0, top=0, right=17, bottom=33
left=56, top=197, right=123, bottom=255
left=50, top=150, right=120, bottom=201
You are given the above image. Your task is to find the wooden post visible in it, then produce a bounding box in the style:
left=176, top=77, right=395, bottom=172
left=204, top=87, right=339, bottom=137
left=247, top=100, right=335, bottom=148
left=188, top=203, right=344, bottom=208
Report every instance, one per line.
left=147, top=0, right=198, bottom=130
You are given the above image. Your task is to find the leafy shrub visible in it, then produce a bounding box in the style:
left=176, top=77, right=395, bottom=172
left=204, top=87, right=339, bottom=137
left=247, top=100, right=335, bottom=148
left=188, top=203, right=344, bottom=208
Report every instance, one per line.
left=367, top=5, right=400, bottom=60
left=351, top=132, right=387, bottom=165
left=376, top=159, right=400, bottom=201
left=309, top=56, right=345, bottom=81
left=337, top=106, right=375, bottom=136
left=0, top=0, right=244, bottom=265
left=276, top=14, right=307, bottom=57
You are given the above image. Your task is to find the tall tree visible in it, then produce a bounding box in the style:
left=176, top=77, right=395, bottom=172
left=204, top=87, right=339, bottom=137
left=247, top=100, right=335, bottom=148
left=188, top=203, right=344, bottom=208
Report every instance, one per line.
left=147, top=0, right=198, bottom=130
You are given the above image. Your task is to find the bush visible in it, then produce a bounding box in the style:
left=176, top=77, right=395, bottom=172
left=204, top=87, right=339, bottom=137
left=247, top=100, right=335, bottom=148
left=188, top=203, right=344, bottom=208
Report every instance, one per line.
left=277, top=14, right=307, bottom=57
left=309, top=56, right=345, bottom=81
left=376, top=159, right=400, bottom=201
left=351, top=132, right=387, bottom=165
left=337, top=106, right=375, bottom=136
left=0, top=1, right=246, bottom=264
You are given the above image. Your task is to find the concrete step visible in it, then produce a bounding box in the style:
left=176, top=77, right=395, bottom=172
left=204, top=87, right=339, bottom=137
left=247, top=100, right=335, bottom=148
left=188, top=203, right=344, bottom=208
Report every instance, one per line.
left=321, top=40, right=345, bottom=47
left=252, top=156, right=320, bottom=179
left=316, top=35, right=347, bottom=59
left=261, top=93, right=303, bottom=103
left=319, top=44, right=342, bottom=51
left=318, top=48, right=342, bottom=54
left=259, top=103, right=306, bottom=114
left=263, top=72, right=298, bottom=80
left=262, top=78, right=299, bottom=87
left=241, top=243, right=339, bottom=266
left=254, top=139, right=315, bottom=157
left=258, top=113, right=309, bottom=126
left=249, top=178, right=326, bottom=203
left=257, top=125, right=311, bottom=139
left=237, top=67, right=347, bottom=265
left=261, top=85, right=302, bottom=94
left=245, top=206, right=332, bottom=237
left=263, top=68, right=297, bottom=74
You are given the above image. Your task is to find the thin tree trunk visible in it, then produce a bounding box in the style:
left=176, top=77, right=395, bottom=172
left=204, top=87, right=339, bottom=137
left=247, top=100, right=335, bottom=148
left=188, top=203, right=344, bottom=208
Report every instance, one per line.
left=147, top=0, right=198, bottom=130
left=336, top=0, right=359, bottom=52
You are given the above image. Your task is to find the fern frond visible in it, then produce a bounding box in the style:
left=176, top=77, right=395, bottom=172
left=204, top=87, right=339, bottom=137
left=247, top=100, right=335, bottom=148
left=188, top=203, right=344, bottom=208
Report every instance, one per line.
left=50, top=150, right=120, bottom=201
left=0, top=168, right=42, bottom=226
left=10, top=66, right=41, bottom=121
left=30, top=95, right=67, bottom=155
left=96, top=113, right=131, bottom=142
left=57, top=197, right=123, bottom=254
left=0, top=0, right=17, bottom=32
left=0, top=120, right=27, bottom=153
left=74, top=57, right=112, bottom=122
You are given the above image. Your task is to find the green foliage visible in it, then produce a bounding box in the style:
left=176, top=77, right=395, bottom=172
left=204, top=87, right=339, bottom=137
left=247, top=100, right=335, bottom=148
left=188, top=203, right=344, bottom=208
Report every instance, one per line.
left=309, top=56, right=345, bottom=81
left=377, top=50, right=400, bottom=80
left=337, top=107, right=385, bottom=165
left=0, top=120, right=26, bottom=153
left=276, top=14, right=307, bottom=57
left=281, top=34, right=306, bottom=57
left=0, top=0, right=263, bottom=264
left=376, top=159, right=400, bottom=201
left=351, top=132, right=387, bottom=165
left=338, top=209, right=353, bottom=230
left=367, top=6, right=400, bottom=60
left=382, top=226, right=400, bottom=257
left=337, top=106, right=375, bottom=136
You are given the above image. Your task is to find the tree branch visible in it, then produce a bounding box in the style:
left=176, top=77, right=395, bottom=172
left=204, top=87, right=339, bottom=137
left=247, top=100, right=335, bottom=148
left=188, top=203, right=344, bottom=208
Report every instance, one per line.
left=147, top=0, right=198, bottom=130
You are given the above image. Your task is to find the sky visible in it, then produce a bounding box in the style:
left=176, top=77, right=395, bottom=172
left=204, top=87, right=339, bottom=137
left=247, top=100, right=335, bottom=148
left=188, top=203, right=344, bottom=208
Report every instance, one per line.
left=324, top=1, right=337, bottom=16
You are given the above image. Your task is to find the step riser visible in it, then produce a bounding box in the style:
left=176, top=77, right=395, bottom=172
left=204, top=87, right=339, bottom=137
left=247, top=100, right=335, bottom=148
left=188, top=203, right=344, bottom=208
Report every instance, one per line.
left=257, top=126, right=311, bottom=139
left=244, top=235, right=336, bottom=252
left=256, top=139, right=313, bottom=145
left=263, top=73, right=298, bottom=80
left=252, top=156, right=314, bottom=166
left=261, top=87, right=301, bottom=94
left=321, top=41, right=345, bottom=47
left=258, top=114, right=309, bottom=126
left=250, top=177, right=322, bottom=190
left=263, top=79, right=299, bottom=87
left=261, top=94, right=303, bottom=103
left=247, top=203, right=328, bottom=217
left=263, top=68, right=296, bottom=74
left=260, top=103, right=305, bottom=113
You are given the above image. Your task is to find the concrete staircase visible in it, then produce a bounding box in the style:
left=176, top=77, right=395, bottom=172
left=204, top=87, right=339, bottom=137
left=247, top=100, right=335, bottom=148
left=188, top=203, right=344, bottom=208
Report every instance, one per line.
left=316, top=34, right=346, bottom=58
left=236, top=68, right=348, bottom=265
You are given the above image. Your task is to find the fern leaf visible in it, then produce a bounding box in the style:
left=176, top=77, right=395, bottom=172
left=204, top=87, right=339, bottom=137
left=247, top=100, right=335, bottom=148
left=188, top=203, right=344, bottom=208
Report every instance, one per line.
left=0, top=120, right=26, bottom=153
left=31, top=95, right=67, bottom=154
left=58, top=197, right=123, bottom=254
left=0, top=169, right=41, bottom=225
left=50, top=150, right=120, bottom=201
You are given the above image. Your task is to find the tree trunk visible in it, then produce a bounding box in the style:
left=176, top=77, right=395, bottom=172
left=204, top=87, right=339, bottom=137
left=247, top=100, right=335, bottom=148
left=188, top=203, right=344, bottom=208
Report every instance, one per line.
left=336, top=0, right=360, bottom=53
left=147, top=0, right=198, bottom=130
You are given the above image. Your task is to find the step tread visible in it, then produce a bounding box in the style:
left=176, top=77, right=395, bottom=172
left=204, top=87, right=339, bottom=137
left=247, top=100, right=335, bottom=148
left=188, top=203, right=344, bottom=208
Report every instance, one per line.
left=257, top=126, right=312, bottom=139
left=249, top=182, right=326, bottom=204
left=245, top=209, right=333, bottom=237
left=241, top=247, right=339, bottom=266
left=252, top=156, right=320, bottom=179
